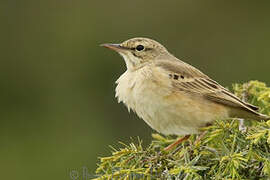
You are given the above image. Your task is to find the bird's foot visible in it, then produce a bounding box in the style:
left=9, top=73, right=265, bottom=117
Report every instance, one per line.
left=164, top=135, right=190, bottom=151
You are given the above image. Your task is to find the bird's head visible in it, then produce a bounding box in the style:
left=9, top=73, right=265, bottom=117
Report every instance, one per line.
left=101, top=37, right=170, bottom=70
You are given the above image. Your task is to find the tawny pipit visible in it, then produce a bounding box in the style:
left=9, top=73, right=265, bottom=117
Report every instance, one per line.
left=101, top=37, right=269, bottom=150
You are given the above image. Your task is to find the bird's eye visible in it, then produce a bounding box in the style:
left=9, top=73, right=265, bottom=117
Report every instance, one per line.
left=135, top=45, right=144, bottom=51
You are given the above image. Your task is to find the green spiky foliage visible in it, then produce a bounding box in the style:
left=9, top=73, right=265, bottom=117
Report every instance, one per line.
left=94, top=81, right=270, bottom=180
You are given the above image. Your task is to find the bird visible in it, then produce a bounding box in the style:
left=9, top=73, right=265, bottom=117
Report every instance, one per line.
left=101, top=37, right=269, bottom=150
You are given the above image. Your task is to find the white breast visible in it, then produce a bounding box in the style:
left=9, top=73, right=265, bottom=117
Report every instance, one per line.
left=115, top=66, right=229, bottom=135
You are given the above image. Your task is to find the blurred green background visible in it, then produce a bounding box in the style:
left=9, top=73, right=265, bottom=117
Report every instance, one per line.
left=1, top=0, right=270, bottom=179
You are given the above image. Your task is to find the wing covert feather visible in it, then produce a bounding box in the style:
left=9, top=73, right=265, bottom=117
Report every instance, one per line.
left=155, top=59, right=259, bottom=112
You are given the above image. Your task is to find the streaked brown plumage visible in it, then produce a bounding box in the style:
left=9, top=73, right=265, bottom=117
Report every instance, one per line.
left=101, top=37, right=269, bottom=149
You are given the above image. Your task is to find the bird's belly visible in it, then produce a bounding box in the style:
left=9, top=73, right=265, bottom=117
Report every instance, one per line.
left=132, top=84, right=229, bottom=135
left=116, top=71, right=229, bottom=136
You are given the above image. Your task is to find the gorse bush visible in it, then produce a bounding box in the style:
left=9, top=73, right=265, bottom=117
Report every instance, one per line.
left=94, top=81, right=270, bottom=180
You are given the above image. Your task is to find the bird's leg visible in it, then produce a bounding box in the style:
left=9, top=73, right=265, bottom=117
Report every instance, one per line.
left=238, top=118, right=247, bottom=133
left=164, top=135, right=190, bottom=151
left=194, top=131, right=207, bottom=145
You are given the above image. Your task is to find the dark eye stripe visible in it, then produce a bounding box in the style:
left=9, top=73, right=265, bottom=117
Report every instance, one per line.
left=124, top=47, right=152, bottom=51
left=119, top=45, right=132, bottom=50
left=144, top=48, right=152, bottom=51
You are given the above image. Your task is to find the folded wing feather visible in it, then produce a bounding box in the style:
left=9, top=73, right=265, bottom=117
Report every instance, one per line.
left=155, top=59, right=259, bottom=114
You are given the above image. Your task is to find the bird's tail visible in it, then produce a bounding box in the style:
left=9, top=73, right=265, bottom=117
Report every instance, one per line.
left=231, top=106, right=270, bottom=121
left=244, top=110, right=270, bottom=121
left=256, top=113, right=270, bottom=121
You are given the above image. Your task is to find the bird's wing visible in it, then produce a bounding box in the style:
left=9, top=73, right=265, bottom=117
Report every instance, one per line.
left=155, top=59, right=259, bottom=112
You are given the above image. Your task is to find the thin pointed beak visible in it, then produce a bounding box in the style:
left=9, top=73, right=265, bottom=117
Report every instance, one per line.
left=100, top=43, right=126, bottom=52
